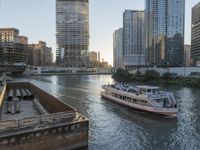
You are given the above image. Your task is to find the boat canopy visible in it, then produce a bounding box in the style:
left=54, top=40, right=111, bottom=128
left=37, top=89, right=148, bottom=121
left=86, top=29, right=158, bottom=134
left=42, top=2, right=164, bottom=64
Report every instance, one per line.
left=135, top=86, right=159, bottom=93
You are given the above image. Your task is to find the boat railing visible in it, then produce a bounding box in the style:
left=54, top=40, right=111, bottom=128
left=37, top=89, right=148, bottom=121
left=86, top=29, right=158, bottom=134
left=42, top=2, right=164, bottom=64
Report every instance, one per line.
left=147, top=98, right=162, bottom=108
left=171, top=94, right=176, bottom=104
left=166, top=92, right=177, bottom=106
left=148, top=92, right=177, bottom=108
left=148, top=94, right=159, bottom=99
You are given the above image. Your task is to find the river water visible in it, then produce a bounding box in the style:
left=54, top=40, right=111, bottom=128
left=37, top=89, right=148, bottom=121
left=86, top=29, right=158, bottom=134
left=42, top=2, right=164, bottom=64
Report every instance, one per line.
left=19, top=75, right=200, bottom=150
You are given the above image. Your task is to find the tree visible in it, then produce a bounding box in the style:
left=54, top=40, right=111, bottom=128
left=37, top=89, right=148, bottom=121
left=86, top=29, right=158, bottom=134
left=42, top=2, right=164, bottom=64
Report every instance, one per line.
left=162, top=72, right=171, bottom=80
left=112, top=68, right=132, bottom=82
left=143, top=70, right=160, bottom=81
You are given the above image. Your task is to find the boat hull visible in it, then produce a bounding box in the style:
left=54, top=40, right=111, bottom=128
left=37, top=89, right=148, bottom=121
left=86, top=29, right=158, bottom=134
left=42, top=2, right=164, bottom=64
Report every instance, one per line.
left=101, top=92, right=177, bottom=117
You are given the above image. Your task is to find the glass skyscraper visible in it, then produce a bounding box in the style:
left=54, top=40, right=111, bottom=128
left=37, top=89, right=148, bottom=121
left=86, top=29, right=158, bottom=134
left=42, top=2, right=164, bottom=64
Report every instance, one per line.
left=191, top=2, right=200, bottom=66
left=123, top=10, right=145, bottom=69
left=145, top=0, right=185, bottom=67
left=56, top=0, right=89, bottom=67
left=113, top=28, right=123, bottom=68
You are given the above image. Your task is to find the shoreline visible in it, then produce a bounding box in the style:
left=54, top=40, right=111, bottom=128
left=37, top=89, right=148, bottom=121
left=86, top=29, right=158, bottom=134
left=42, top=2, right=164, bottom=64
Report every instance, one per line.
left=26, top=72, right=113, bottom=76
left=112, top=69, right=200, bottom=87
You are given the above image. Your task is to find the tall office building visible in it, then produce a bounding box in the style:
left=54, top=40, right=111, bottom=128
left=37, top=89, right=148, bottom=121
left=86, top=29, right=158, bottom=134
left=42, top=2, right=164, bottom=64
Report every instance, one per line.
left=145, top=0, right=185, bottom=67
left=56, top=0, right=89, bottom=67
left=98, top=51, right=100, bottom=62
left=113, top=28, right=123, bottom=68
left=123, top=10, right=145, bottom=69
left=184, top=45, right=191, bottom=67
left=89, top=51, right=97, bottom=62
left=191, top=2, right=200, bottom=66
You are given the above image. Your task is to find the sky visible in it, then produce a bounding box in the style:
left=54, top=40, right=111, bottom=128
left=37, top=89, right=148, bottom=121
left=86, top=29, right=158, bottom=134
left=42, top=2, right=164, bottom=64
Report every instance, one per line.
left=0, top=0, right=199, bottom=65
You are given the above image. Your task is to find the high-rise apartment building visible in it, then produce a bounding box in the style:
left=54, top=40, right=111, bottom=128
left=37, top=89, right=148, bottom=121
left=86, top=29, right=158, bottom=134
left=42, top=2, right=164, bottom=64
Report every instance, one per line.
left=113, top=28, right=123, bottom=68
left=89, top=51, right=97, bottom=62
left=145, top=0, right=185, bottom=67
left=28, top=41, right=53, bottom=66
left=191, top=2, right=200, bottom=66
left=123, top=10, right=145, bottom=69
left=0, top=28, right=28, bottom=64
left=17, top=36, right=28, bottom=45
left=56, top=0, right=89, bottom=67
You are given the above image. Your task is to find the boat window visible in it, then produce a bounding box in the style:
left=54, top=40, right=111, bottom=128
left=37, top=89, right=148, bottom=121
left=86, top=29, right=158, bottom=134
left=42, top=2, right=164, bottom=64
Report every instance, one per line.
left=139, top=88, right=147, bottom=94
left=152, top=89, right=157, bottom=94
left=132, top=98, right=136, bottom=102
left=156, top=99, right=162, bottom=102
left=147, top=89, right=151, bottom=93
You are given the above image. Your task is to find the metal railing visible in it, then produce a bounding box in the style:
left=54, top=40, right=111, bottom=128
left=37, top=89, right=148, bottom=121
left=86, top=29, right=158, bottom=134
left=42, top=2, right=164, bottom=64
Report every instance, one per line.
left=0, top=111, right=76, bottom=132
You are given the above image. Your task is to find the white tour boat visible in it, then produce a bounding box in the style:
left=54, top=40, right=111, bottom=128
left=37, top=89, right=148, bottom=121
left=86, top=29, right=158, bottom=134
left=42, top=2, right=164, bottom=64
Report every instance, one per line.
left=101, top=83, right=178, bottom=117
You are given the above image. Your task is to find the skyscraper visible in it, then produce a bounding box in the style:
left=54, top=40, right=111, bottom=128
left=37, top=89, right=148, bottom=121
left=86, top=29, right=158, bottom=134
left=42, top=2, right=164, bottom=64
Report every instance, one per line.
left=113, top=28, right=123, bottom=68
left=191, top=2, right=200, bottom=66
left=184, top=45, right=191, bottom=67
left=56, top=0, right=89, bottom=67
left=123, top=10, right=145, bottom=70
left=145, top=0, right=185, bottom=67
left=89, top=51, right=97, bottom=62
left=98, top=51, right=100, bottom=62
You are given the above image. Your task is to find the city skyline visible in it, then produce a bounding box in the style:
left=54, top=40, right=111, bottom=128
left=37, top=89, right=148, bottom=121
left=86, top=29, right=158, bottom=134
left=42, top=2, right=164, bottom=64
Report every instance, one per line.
left=0, top=0, right=199, bottom=65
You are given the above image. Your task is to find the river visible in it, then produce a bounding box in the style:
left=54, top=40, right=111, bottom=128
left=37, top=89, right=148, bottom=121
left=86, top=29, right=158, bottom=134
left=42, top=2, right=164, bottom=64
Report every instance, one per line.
left=18, top=75, right=200, bottom=150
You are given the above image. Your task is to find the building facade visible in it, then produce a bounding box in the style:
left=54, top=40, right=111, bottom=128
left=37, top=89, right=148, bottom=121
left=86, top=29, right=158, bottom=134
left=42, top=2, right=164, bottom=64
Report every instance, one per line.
left=0, top=28, right=28, bottom=64
left=145, top=0, right=185, bottom=67
left=89, top=51, right=97, bottom=62
left=56, top=0, right=89, bottom=67
left=17, top=36, right=28, bottom=45
left=28, top=41, right=53, bottom=66
left=184, top=45, right=191, bottom=67
left=191, top=2, right=200, bottom=66
left=113, top=28, right=123, bottom=68
left=98, top=51, right=100, bottom=62
left=123, top=10, right=145, bottom=69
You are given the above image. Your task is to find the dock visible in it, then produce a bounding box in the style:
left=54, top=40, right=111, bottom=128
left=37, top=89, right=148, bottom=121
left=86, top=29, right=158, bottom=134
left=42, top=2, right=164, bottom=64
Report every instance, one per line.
left=0, top=82, right=88, bottom=150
